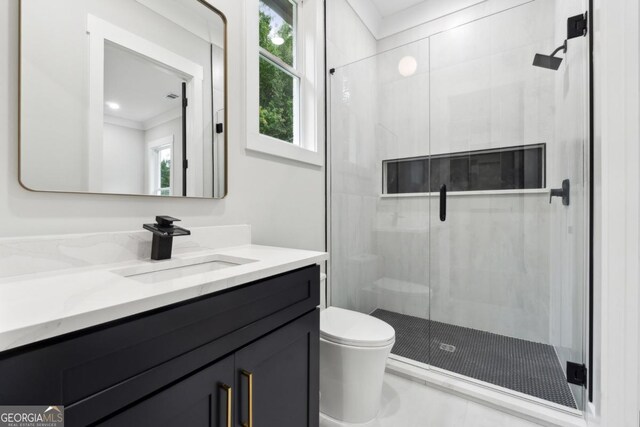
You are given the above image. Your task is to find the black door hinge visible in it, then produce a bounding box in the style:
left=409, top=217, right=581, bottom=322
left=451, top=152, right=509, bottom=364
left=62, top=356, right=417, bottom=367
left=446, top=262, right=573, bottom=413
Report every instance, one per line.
left=567, top=12, right=588, bottom=39
left=183, top=159, right=189, bottom=169
left=329, top=68, right=335, bottom=75
left=567, top=362, right=587, bottom=387
left=183, top=97, right=188, bottom=108
left=216, top=123, right=224, bottom=134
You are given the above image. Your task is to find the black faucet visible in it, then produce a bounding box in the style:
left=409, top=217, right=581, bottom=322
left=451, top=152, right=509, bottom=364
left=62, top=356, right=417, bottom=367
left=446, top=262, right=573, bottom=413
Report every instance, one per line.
left=143, top=216, right=191, bottom=260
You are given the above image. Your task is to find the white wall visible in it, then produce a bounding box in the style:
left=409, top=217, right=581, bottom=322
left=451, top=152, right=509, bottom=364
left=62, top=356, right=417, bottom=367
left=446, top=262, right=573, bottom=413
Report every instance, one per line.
left=1, top=0, right=325, bottom=253
left=102, top=122, right=145, bottom=194
left=588, top=0, right=640, bottom=425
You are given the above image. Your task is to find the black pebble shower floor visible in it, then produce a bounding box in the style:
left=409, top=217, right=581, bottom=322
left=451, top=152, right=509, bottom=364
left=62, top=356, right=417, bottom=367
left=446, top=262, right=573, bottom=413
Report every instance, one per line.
left=371, top=309, right=577, bottom=409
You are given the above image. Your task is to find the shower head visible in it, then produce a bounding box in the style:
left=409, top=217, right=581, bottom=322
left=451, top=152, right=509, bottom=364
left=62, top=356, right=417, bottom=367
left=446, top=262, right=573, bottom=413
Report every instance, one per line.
left=532, top=54, right=563, bottom=70
left=532, top=40, right=567, bottom=70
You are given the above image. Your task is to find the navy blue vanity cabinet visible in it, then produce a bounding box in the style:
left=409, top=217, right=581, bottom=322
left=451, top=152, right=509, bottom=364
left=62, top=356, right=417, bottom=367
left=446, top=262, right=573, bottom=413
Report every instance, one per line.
left=97, top=355, right=235, bottom=427
left=94, top=311, right=319, bottom=427
left=0, top=265, right=320, bottom=427
left=235, top=309, right=319, bottom=427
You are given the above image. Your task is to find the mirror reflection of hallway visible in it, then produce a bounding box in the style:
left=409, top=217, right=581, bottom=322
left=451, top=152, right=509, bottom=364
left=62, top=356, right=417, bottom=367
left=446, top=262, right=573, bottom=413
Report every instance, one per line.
left=20, top=0, right=227, bottom=198
left=103, top=41, right=188, bottom=196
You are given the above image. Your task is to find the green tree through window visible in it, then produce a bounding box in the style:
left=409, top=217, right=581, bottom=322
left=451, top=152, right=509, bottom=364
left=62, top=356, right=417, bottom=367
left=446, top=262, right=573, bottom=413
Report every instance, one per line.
left=160, top=159, right=171, bottom=189
left=259, top=8, right=295, bottom=143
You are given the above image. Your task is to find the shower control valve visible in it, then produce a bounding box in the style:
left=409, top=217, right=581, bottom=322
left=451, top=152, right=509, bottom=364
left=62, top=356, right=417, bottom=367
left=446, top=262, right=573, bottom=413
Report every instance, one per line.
left=549, top=179, right=570, bottom=206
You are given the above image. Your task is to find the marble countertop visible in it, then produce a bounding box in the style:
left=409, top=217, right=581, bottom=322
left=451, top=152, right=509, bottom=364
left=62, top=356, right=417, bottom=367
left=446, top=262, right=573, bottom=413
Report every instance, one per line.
left=0, top=244, right=327, bottom=352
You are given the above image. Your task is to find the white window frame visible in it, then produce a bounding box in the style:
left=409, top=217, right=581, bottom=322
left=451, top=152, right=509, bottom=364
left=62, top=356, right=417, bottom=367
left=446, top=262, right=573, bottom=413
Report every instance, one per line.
left=245, top=0, right=324, bottom=166
left=146, top=135, right=175, bottom=196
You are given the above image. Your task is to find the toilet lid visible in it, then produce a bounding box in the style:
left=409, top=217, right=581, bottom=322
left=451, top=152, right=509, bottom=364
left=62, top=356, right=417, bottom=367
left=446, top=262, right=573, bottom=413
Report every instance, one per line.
left=320, top=307, right=395, bottom=348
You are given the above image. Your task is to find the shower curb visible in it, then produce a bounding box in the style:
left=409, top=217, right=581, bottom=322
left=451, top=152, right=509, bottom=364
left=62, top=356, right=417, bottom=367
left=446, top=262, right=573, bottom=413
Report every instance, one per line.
left=385, top=358, right=586, bottom=427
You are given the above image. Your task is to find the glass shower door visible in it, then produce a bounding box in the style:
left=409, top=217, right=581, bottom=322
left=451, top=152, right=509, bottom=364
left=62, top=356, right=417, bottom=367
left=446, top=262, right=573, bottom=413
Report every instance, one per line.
left=427, top=0, right=589, bottom=410
left=329, top=41, right=431, bottom=348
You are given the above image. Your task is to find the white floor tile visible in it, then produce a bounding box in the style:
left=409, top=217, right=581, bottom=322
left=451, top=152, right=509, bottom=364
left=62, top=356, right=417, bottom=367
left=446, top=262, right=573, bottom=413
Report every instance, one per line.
left=320, top=373, right=543, bottom=427
left=463, top=401, right=543, bottom=427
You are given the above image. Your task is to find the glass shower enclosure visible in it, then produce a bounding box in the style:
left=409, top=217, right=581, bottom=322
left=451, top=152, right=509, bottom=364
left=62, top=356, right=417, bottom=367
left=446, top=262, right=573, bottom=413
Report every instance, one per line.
left=329, top=0, right=589, bottom=412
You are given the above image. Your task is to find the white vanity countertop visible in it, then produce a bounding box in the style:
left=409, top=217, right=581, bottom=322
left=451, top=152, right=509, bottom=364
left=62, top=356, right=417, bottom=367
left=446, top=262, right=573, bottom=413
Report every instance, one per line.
left=0, top=244, right=328, bottom=352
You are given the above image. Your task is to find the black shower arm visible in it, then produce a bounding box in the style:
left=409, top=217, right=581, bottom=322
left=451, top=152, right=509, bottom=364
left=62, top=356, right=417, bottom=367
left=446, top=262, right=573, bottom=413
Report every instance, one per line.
left=550, top=40, right=568, bottom=58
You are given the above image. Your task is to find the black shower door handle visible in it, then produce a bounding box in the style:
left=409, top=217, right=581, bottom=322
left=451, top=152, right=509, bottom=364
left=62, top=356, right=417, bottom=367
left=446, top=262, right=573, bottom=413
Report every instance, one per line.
left=439, top=184, right=447, bottom=222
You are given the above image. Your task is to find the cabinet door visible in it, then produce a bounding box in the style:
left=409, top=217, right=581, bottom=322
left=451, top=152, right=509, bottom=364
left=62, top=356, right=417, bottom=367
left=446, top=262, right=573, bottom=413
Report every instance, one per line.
left=235, top=310, right=319, bottom=427
left=97, top=355, right=234, bottom=427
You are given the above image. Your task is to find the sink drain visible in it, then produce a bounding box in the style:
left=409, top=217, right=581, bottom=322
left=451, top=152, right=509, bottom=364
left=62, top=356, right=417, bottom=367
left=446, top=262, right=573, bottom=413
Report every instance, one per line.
left=439, top=343, right=456, bottom=353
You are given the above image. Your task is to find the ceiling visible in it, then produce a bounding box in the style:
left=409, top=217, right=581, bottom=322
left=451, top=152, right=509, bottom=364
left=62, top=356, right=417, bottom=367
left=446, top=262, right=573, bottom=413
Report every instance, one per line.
left=103, top=0, right=224, bottom=129
left=104, top=42, right=184, bottom=126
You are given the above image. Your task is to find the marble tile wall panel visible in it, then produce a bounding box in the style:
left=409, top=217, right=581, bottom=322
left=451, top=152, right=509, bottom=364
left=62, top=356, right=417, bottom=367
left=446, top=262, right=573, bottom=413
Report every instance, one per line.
left=330, top=0, right=587, bottom=351
left=326, top=0, right=377, bottom=69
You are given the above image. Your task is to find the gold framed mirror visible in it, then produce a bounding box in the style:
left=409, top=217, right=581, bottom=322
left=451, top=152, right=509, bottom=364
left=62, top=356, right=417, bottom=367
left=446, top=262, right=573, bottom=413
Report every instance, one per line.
left=19, top=0, right=227, bottom=198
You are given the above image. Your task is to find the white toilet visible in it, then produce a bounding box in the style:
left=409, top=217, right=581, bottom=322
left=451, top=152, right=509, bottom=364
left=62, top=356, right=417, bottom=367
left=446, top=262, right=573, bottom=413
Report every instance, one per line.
left=319, top=303, right=395, bottom=424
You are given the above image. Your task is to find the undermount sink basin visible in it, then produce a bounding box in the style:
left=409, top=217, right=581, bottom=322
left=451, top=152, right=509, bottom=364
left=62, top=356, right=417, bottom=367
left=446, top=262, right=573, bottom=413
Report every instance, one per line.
left=113, top=254, right=256, bottom=284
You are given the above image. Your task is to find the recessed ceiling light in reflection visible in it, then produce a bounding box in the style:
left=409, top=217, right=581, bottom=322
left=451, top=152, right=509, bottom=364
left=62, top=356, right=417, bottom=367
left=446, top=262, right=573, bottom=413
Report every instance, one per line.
left=398, top=56, right=418, bottom=77
left=105, top=101, right=120, bottom=110
left=271, top=35, right=285, bottom=46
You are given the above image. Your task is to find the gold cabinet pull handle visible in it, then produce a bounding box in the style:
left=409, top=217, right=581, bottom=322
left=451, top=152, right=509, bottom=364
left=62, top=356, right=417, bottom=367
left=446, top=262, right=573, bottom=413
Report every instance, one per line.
left=241, top=370, right=253, bottom=427
left=220, top=383, right=232, bottom=427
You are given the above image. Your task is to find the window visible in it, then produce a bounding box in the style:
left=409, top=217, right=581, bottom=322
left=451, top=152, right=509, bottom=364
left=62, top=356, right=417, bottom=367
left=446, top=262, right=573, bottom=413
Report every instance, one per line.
left=146, top=135, right=174, bottom=196
left=383, top=144, right=545, bottom=194
left=154, top=145, right=173, bottom=196
left=246, top=0, right=323, bottom=166
left=258, top=0, right=299, bottom=144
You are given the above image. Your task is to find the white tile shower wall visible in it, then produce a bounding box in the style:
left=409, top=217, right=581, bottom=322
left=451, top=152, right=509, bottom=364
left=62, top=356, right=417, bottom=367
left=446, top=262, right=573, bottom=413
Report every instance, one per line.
left=0, top=0, right=324, bottom=254
left=326, top=0, right=377, bottom=69
left=376, top=0, right=534, bottom=53
left=428, top=3, right=556, bottom=156
left=329, top=0, right=590, bottom=346
left=428, top=194, right=551, bottom=342
left=425, top=1, right=557, bottom=342
left=327, top=0, right=379, bottom=314
left=329, top=60, right=380, bottom=314
left=373, top=39, right=431, bottom=319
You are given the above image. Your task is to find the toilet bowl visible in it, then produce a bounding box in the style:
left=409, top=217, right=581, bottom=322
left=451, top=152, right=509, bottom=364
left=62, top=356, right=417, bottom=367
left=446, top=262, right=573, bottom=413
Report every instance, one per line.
left=320, top=306, right=395, bottom=424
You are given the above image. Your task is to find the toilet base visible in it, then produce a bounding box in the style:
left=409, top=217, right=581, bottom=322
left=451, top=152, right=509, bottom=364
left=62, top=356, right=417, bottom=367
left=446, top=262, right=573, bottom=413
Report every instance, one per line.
left=319, top=338, right=394, bottom=424
left=319, top=411, right=380, bottom=427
